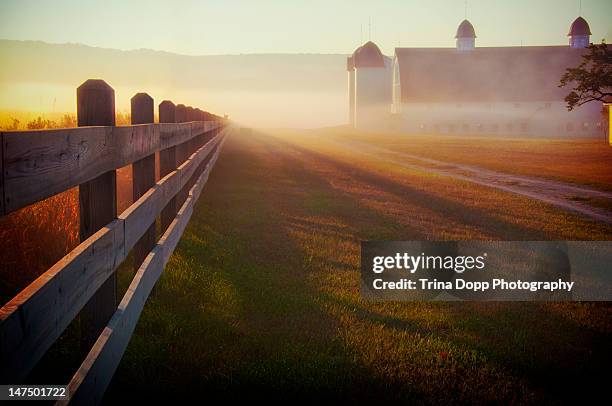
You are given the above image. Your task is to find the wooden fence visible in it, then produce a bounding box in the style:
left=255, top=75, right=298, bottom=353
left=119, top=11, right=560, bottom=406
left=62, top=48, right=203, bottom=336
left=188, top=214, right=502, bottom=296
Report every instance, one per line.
left=0, top=79, right=228, bottom=404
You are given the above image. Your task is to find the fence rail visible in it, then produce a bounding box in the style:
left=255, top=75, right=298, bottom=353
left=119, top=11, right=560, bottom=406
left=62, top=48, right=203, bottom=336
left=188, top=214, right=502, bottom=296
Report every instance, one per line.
left=0, top=79, right=228, bottom=404
left=1, top=121, right=218, bottom=215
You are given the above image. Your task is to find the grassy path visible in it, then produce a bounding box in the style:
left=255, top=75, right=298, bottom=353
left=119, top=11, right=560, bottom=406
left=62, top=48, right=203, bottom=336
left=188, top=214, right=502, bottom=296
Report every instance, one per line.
left=105, top=129, right=611, bottom=403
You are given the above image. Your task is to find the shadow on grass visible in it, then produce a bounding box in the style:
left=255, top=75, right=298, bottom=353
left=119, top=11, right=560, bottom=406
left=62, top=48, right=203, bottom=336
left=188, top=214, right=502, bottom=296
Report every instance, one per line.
left=261, top=133, right=611, bottom=402
left=104, top=130, right=431, bottom=403
left=270, top=136, right=554, bottom=240
left=103, top=130, right=610, bottom=404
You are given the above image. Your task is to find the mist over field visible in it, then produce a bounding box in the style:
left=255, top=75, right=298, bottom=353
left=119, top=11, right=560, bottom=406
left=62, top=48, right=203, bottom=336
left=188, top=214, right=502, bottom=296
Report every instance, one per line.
left=0, top=39, right=348, bottom=128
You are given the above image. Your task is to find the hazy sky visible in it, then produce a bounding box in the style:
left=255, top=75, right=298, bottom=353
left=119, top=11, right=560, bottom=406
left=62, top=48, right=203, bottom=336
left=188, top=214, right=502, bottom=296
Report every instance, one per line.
left=1, top=0, right=611, bottom=55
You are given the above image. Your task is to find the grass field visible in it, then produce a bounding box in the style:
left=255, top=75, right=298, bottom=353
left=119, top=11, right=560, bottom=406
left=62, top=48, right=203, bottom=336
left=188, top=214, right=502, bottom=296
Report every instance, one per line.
left=328, top=128, right=612, bottom=191
left=90, top=128, right=612, bottom=403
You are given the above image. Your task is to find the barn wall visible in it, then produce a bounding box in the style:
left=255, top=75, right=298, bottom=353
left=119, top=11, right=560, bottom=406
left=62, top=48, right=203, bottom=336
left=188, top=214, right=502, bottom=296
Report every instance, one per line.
left=394, top=101, right=606, bottom=137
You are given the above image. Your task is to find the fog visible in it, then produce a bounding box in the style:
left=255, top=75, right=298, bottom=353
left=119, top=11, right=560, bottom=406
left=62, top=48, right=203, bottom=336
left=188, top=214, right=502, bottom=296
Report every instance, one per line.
left=397, top=101, right=604, bottom=135
left=2, top=39, right=603, bottom=133
left=0, top=40, right=348, bottom=128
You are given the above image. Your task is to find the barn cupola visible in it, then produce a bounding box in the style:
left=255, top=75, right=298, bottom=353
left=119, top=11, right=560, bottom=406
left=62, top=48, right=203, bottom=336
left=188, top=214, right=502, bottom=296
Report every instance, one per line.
left=455, top=19, right=476, bottom=51
left=352, top=41, right=385, bottom=68
left=568, top=16, right=591, bottom=48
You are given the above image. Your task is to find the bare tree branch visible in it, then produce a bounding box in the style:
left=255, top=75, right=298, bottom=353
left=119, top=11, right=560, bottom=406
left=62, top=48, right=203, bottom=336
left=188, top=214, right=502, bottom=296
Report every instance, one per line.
left=559, top=41, right=612, bottom=110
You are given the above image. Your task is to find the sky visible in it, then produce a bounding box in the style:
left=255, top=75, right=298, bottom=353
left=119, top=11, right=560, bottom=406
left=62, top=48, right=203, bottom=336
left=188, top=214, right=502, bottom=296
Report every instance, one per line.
left=0, top=0, right=611, bottom=56
left=0, top=0, right=610, bottom=128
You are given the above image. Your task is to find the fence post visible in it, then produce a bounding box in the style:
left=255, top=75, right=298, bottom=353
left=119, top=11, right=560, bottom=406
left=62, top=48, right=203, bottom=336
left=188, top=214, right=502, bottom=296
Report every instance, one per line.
left=77, top=79, right=117, bottom=355
left=159, top=99, right=175, bottom=124
left=185, top=106, right=194, bottom=157
left=159, top=100, right=177, bottom=232
left=202, top=111, right=210, bottom=143
left=213, top=115, right=219, bottom=138
left=175, top=104, right=187, bottom=123
left=175, top=104, right=189, bottom=208
left=215, top=114, right=221, bottom=138
left=186, top=106, right=195, bottom=123
left=195, top=108, right=204, bottom=148
left=131, top=93, right=156, bottom=270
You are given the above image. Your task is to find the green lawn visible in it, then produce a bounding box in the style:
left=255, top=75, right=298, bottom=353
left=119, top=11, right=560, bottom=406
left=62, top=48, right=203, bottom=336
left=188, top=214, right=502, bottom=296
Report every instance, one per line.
left=104, top=129, right=611, bottom=403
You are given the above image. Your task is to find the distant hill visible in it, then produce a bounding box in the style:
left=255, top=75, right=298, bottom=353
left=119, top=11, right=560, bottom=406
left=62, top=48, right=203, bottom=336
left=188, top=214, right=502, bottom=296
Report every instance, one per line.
left=0, top=40, right=349, bottom=127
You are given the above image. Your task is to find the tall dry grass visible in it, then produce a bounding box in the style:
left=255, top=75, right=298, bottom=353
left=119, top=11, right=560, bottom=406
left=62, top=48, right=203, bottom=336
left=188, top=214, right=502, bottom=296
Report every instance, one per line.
left=0, top=110, right=132, bottom=130
left=0, top=189, right=79, bottom=304
left=0, top=111, right=134, bottom=304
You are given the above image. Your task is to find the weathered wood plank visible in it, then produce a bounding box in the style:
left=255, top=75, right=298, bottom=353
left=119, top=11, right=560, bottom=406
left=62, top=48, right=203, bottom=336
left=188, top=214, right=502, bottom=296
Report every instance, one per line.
left=79, top=170, right=118, bottom=354
left=179, top=134, right=222, bottom=190
left=159, top=102, right=178, bottom=234
left=191, top=150, right=217, bottom=202
left=131, top=95, right=157, bottom=272
left=113, top=124, right=159, bottom=169
left=191, top=121, right=204, bottom=137
left=77, top=80, right=119, bottom=357
left=159, top=122, right=191, bottom=150
left=3, top=126, right=113, bottom=213
left=132, top=154, right=156, bottom=204
left=65, top=178, right=200, bottom=405
left=192, top=136, right=225, bottom=202
left=175, top=129, right=219, bottom=209
left=190, top=135, right=225, bottom=203
left=203, top=121, right=220, bottom=133
left=64, top=246, right=164, bottom=406
left=158, top=100, right=175, bottom=124
left=62, top=130, right=227, bottom=404
left=119, top=132, right=221, bottom=254
left=159, top=196, right=195, bottom=265
left=119, top=168, right=180, bottom=254
left=79, top=171, right=116, bottom=240
left=0, top=220, right=125, bottom=383
left=1, top=122, right=216, bottom=215
left=132, top=155, right=156, bottom=269
left=175, top=139, right=190, bottom=209
left=160, top=145, right=177, bottom=232
left=0, top=129, right=227, bottom=384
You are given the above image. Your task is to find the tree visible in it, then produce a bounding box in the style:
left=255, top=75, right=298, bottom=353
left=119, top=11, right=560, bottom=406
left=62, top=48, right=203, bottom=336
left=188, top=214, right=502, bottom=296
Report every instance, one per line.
left=559, top=41, right=612, bottom=111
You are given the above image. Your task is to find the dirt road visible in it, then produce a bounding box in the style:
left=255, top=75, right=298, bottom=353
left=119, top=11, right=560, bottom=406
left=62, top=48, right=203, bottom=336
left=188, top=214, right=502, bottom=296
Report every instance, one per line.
left=345, top=140, right=612, bottom=225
